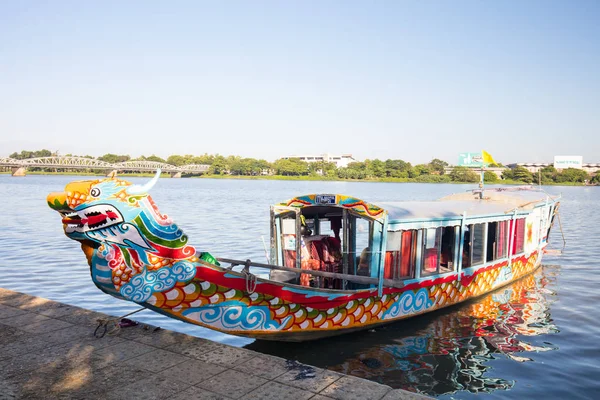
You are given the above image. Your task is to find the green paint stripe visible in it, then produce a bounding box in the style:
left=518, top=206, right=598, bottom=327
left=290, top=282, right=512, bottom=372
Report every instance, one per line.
left=133, top=215, right=187, bottom=249
left=122, top=248, right=131, bottom=267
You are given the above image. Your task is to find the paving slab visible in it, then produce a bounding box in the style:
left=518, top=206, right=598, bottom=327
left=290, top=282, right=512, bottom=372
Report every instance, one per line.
left=18, top=317, right=73, bottom=333
left=0, top=290, right=38, bottom=306
left=165, top=337, right=228, bottom=359
left=170, top=386, right=234, bottom=400
left=104, top=374, right=191, bottom=400
left=195, top=369, right=269, bottom=399
left=0, top=303, right=28, bottom=319
left=0, top=325, right=36, bottom=347
left=0, top=311, right=51, bottom=327
left=194, top=345, right=257, bottom=368
left=275, top=365, right=344, bottom=393
left=241, top=380, right=316, bottom=400
left=88, top=340, right=156, bottom=368
left=0, top=288, right=430, bottom=400
left=381, top=389, right=433, bottom=399
left=161, top=359, right=228, bottom=385
left=35, top=302, right=82, bottom=318
left=132, top=327, right=198, bottom=348
left=233, top=354, right=289, bottom=380
left=320, top=375, right=392, bottom=400
left=56, top=307, right=116, bottom=326
left=121, top=348, right=190, bottom=372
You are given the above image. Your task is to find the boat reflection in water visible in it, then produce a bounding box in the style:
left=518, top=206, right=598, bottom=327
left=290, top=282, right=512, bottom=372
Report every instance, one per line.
left=246, top=266, right=559, bottom=397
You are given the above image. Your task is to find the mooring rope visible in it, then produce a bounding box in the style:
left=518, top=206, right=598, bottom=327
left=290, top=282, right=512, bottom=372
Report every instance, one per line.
left=94, top=307, right=146, bottom=338
left=556, top=211, right=567, bottom=251
left=243, top=259, right=257, bottom=294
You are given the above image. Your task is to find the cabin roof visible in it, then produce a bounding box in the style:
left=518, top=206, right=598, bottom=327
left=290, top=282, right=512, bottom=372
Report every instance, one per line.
left=277, top=189, right=556, bottom=223
left=278, top=194, right=386, bottom=221
left=381, top=189, right=554, bottom=221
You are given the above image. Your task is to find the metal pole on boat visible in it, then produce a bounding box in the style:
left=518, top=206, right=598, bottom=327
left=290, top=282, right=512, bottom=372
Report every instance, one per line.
left=479, top=166, right=484, bottom=199
left=377, top=216, right=389, bottom=298
left=457, top=212, right=467, bottom=277
left=261, top=236, right=270, bottom=264
left=508, top=209, right=518, bottom=269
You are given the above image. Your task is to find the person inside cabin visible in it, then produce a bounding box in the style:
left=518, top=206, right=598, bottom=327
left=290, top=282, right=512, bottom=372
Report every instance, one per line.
left=326, top=216, right=342, bottom=259
left=440, top=227, right=454, bottom=271
left=462, top=229, right=471, bottom=268
left=299, top=217, right=319, bottom=286
left=299, top=217, right=314, bottom=263
left=330, top=216, right=342, bottom=242
left=357, top=247, right=371, bottom=276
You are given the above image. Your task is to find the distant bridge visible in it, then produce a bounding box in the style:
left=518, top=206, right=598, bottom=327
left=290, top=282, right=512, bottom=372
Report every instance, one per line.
left=0, top=157, right=209, bottom=177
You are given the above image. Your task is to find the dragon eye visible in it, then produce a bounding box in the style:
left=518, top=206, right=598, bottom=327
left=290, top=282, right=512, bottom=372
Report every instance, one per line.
left=90, top=188, right=101, bottom=197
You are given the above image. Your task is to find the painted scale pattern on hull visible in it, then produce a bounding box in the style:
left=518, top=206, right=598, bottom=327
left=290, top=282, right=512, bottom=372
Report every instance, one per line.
left=146, top=252, right=540, bottom=337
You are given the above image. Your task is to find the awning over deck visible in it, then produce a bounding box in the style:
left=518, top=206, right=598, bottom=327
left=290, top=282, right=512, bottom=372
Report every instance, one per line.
left=381, top=188, right=555, bottom=222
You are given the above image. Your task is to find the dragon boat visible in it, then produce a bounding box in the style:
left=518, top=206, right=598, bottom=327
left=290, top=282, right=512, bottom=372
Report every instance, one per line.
left=47, top=171, right=560, bottom=341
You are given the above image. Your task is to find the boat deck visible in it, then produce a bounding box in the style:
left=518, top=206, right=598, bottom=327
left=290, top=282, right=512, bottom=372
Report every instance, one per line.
left=0, top=288, right=428, bottom=400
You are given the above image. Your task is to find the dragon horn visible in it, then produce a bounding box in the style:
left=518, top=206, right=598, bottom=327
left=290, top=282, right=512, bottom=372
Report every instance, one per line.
left=127, top=169, right=161, bottom=194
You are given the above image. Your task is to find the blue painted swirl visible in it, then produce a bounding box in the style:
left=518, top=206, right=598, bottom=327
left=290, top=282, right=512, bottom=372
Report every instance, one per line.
left=138, top=209, right=185, bottom=240
left=119, top=261, right=196, bottom=302
left=382, top=288, right=433, bottom=320
left=182, top=301, right=289, bottom=331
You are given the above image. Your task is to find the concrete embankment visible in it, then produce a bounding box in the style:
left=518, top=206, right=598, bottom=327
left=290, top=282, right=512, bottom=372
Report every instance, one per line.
left=0, top=288, right=428, bottom=400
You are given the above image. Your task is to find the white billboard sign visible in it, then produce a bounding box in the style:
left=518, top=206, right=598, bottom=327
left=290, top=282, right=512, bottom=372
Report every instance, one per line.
left=554, top=156, right=583, bottom=170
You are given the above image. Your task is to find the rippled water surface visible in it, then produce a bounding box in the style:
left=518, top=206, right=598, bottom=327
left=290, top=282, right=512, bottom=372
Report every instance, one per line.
left=1, top=175, right=598, bottom=398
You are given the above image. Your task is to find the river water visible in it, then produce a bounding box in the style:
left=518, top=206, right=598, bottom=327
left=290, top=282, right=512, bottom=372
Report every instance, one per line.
left=1, top=175, right=598, bottom=398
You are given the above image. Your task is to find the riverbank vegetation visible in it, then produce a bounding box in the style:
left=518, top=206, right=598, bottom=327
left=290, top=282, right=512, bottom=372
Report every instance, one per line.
left=6, top=149, right=599, bottom=185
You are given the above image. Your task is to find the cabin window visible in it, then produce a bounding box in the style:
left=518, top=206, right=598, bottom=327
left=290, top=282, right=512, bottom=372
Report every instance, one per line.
left=385, top=230, right=417, bottom=280
left=318, top=216, right=343, bottom=244
left=400, top=230, right=417, bottom=278
left=462, top=225, right=471, bottom=268
left=487, top=222, right=497, bottom=262
left=487, top=221, right=510, bottom=262
left=353, top=218, right=373, bottom=277
left=421, top=228, right=440, bottom=276
left=512, top=218, right=526, bottom=254
left=280, top=215, right=299, bottom=268
left=496, top=221, right=509, bottom=259
left=420, top=226, right=455, bottom=277
left=440, top=226, right=455, bottom=273
left=470, top=223, right=485, bottom=266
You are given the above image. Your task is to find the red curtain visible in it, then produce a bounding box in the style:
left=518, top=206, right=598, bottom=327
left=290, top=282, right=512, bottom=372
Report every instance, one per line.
left=400, top=231, right=413, bottom=278
left=497, top=221, right=506, bottom=257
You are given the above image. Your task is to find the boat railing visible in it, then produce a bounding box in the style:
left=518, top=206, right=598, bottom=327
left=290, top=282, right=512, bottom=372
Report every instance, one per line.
left=215, top=257, right=405, bottom=289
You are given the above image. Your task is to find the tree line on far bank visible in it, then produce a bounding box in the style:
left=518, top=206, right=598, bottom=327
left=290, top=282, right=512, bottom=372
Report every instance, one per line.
left=8, top=149, right=599, bottom=185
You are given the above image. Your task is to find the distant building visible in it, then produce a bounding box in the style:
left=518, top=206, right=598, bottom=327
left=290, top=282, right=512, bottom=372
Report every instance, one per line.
left=283, top=153, right=356, bottom=168
left=444, top=166, right=507, bottom=178
left=583, top=164, right=600, bottom=175
left=506, top=160, right=600, bottom=175
left=506, top=163, right=550, bottom=173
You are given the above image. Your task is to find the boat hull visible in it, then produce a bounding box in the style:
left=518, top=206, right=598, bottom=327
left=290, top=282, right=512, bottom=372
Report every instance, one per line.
left=140, top=250, right=543, bottom=341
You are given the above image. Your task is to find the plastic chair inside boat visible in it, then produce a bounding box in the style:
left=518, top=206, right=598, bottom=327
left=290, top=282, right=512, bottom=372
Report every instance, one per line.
left=304, top=236, right=343, bottom=288
left=320, top=237, right=342, bottom=289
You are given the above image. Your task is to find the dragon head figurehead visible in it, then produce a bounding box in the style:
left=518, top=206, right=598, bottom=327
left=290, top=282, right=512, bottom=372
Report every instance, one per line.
left=47, top=170, right=198, bottom=298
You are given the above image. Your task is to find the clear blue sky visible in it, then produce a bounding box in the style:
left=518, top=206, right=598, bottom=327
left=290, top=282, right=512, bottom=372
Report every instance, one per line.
left=1, top=1, right=598, bottom=164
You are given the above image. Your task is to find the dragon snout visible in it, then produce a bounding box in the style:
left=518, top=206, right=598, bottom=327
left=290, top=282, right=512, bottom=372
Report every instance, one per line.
left=47, top=192, right=70, bottom=212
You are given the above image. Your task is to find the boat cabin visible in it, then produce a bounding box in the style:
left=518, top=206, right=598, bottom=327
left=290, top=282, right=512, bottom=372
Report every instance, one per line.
left=269, top=191, right=558, bottom=295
